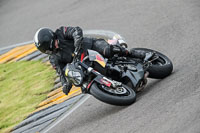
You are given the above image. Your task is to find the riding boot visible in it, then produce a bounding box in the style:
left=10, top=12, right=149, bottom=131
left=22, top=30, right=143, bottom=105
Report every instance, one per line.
left=129, top=50, right=154, bottom=61
left=129, top=49, right=146, bottom=60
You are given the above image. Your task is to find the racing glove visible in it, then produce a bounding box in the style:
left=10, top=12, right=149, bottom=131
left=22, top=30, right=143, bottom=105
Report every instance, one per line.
left=74, top=36, right=83, bottom=48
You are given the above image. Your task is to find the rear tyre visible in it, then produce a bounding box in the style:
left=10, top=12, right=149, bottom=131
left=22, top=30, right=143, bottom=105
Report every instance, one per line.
left=131, top=48, right=173, bottom=79
left=90, top=83, right=136, bottom=106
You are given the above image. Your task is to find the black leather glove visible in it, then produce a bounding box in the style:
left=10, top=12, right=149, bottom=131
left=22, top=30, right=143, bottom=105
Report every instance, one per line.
left=62, top=82, right=72, bottom=95
left=72, top=27, right=83, bottom=47
left=74, top=36, right=83, bottom=48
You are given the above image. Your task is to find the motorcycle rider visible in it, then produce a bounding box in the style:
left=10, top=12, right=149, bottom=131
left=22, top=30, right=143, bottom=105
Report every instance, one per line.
left=34, top=26, right=148, bottom=95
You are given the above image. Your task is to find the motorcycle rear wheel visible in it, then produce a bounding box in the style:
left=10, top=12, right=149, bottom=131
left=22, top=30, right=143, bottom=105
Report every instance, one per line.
left=131, top=48, right=173, bottom=79
left=90, top=83, right=136, bottom=106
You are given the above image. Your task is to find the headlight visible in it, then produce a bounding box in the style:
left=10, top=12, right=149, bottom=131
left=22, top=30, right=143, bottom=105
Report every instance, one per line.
left=68, top=71, right=83, bottom=86
left=65, top=65, right=84, bottom=86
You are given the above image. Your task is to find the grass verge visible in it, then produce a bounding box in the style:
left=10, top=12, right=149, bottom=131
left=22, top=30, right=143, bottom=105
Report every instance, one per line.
left=0, top=61, right=56, bottom=133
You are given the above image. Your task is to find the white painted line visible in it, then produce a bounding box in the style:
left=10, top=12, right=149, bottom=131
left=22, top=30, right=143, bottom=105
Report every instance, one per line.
left=42, top=94, right=91, bottom=133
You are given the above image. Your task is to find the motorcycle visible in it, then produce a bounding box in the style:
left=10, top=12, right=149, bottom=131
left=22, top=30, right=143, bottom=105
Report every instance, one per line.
left=64, top=41, right=173, bottom=106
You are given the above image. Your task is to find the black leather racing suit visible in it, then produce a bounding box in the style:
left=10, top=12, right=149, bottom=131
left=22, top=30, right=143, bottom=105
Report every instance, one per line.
left=49, top=26, right=146, bottom=94
left=49, top=26, right=113, bottom=90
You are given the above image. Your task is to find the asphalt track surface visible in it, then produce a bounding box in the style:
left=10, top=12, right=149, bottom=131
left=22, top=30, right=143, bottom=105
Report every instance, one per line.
left=1, top=0, right=200, bottom=133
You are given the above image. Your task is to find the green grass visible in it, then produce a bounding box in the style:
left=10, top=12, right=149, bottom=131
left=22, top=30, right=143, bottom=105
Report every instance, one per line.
left=0, top=61, right=56, bottom=133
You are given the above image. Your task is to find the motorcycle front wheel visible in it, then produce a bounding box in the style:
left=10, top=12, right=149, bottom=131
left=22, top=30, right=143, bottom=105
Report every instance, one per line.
left=89, top=83, right=136, bottom=106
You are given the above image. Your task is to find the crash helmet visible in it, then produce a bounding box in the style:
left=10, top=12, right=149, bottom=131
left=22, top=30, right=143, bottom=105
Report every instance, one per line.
left=34, top=28, right=56, bottom=54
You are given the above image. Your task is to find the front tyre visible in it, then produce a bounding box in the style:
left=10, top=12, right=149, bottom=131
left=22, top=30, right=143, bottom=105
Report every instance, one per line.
left=90, top=83, right=136, bottom=106
left=131, top=48, right=173, bottom=79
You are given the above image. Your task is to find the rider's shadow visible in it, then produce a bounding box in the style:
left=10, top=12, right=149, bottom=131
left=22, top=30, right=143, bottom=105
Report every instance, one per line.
left=137, top=79, right=162, bottom=98
left=136, top=70, right=176, bottom=100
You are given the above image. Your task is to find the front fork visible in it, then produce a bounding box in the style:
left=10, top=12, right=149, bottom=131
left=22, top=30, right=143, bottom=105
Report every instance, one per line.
left=82, top=73, right=123, bottom=94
